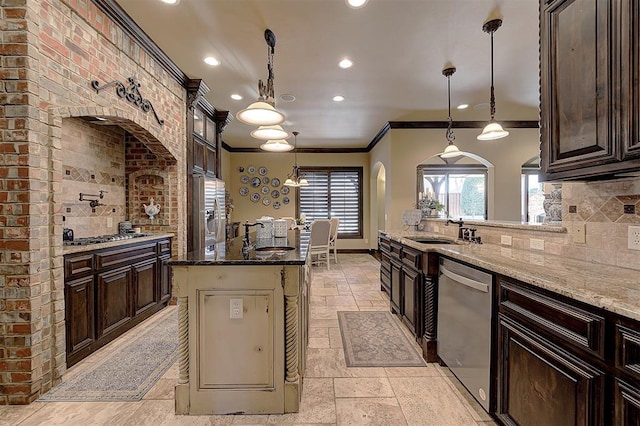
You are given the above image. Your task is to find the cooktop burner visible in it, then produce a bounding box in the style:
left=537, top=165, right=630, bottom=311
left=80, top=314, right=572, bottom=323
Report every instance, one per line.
left=64, top=233, right=148, bottom=246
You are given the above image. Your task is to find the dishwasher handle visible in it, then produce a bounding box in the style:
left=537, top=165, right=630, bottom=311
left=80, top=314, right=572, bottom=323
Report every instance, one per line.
left=440, top=266, right=489, bottom=293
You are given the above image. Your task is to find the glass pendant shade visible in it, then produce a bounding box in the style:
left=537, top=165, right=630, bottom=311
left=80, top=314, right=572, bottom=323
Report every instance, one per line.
left=477, top=121, right=509, bottom=140
left=260, top=139, right=293, bottom=152
left=250, top=124, right=290, bottom=140
left=236, top=101, right=285, bottom=126
left=441, top=142, right=462, bottom=158
left=283, top=178, right=298, bottom=187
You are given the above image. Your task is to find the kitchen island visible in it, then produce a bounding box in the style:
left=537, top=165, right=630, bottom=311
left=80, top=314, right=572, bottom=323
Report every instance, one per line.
left=168, top=230, right=311, bottom=415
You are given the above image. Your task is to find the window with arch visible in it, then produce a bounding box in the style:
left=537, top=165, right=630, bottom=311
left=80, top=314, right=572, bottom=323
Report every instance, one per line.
left=417, top=164, right=488, bottom=220
left=521, top=157, right=545, bottom=223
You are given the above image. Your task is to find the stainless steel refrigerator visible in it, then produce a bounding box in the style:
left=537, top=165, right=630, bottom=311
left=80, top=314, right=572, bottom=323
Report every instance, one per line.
left=193, top=174, right=226, bottom=253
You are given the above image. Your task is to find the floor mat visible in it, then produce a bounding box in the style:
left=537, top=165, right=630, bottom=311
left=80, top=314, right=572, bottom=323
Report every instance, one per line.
left=39, top=307, right=177, bottom=402
left=338, top=311, right=425, bottom=367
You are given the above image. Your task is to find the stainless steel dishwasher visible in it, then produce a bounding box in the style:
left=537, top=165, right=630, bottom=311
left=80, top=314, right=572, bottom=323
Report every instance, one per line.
left=437, top=257, right=493, bottom=412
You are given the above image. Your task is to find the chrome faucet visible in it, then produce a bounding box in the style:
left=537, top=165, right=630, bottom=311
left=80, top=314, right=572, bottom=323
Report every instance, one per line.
left=243, top=221, right=264, bottom=252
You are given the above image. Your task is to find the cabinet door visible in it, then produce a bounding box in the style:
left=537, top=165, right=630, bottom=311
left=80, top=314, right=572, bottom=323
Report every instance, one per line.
left=390, top=259, right=402, bottom=315
left=380, top=252, right=390, bottom=295
left=65, top=275, right=95, bottom=356
left=132, top=258, right=158, bottom=316
left=401, top=266, right=421, bottom=336
left=540, top=0, right=617, bottom=179
left=615, top=379, right=640, bottom=426
left=620, top=0, right=640, bottom=159
left=159, top=254, right=172, bottom=303
left=205, top=143, right=217, bottom=177
left=96, top=266, right=133, bottom=338
left=192, top=138, right=205, bottom=175
left=497, top=316, right=605, bottom=426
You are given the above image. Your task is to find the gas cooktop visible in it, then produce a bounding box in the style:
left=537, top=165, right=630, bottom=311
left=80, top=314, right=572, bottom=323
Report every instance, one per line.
left=63, top=233, right=149, bottom=246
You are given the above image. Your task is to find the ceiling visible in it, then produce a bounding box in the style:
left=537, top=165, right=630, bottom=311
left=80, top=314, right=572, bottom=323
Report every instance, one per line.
left=115, top=0, right=540, bottom=149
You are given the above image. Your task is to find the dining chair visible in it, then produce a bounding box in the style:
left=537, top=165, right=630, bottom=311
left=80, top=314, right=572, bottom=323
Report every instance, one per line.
left=308, top=219, right=331, bottom=270
left=328, top=217, right=339, bottom=264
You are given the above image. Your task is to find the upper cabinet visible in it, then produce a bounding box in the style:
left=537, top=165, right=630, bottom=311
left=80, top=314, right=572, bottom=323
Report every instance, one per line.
left=540, top=0, right=640, bottom=181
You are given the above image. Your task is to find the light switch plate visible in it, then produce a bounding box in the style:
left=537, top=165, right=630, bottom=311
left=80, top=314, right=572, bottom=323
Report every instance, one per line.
left=628, top=226, right=640, bottom=250
left=501, top=235, right=512, bottom=246
left=107, top=217, right=113, bottom=228
left=572, top=223, right=586, bottom=244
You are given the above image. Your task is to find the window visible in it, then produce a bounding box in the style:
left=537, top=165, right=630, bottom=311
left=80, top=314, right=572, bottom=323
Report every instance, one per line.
left=417, top=165, right=487, bottom=220
left=297, top=167, right=363, bottom=238
left=522, top=159, right=545, bottom=223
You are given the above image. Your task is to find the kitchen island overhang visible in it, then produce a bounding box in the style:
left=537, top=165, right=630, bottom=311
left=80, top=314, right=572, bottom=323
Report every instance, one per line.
left=168, top=230, right=311, bottom=415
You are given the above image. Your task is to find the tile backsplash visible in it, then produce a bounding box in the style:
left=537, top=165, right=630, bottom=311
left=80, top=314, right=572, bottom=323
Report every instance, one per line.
left=425, top=177, right=640, bottom=272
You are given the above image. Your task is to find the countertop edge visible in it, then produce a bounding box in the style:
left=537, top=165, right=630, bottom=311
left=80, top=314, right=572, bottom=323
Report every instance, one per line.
left=63, top=233, right=175, bottom=255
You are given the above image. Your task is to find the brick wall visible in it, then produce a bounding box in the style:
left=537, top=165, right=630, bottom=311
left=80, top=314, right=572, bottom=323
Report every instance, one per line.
left=0, top=0, right=187, bottom=404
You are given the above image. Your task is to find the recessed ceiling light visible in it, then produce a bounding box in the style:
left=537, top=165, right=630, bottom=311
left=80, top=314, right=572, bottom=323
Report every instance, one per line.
left=230, top=94, right=243, bottom=101
left=203, top=56, right=220, bottom=66
left=160, top=0, right=180, bottom=5
left=279, top=94, right=296, bottom=103
left=339, top=58, right=353, bottom=69
left=333, top=95, right=345, bottom=102
left=346, top=0, right=368, bottom=9
left=457, top=104, right=469, bottom=110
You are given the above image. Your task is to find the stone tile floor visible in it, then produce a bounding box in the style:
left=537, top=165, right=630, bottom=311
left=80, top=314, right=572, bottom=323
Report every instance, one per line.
left=0, top=254, right=497, bottom=425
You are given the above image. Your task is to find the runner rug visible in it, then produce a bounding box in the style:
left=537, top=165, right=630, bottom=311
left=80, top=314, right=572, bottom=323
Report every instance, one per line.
left=338, top=311, right=426, bottom=367
left=39, top=307, right=178, bottom=402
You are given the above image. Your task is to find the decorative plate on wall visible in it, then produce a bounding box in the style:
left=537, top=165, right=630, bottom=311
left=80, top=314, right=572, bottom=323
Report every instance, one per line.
left=239, top=187, right=249, bottom=196
left=262, top=197, right=271, bottom=206
left=282, top=197, right=290, bottom=204
left=271, top=190, right=280, bottom=199
left=247, top=165, right=256, bottom=175
left=251, top=177, right=261, bottom=187
left=238, top=166, right=245, bottom=173
left=250, top=193, right=260, bottom=203
left=240, top=175, right=249, bottom=184
left=271, top=178, right=281, bottom=187
left=273, top=201, right=281, bottom=210
left=280, top=186, right=290, bottom=195
left=261, top=186, right=270, bottom=194
left=262, top=176, right=270, bottom=184
left=258, top=166, right=268, bottom=176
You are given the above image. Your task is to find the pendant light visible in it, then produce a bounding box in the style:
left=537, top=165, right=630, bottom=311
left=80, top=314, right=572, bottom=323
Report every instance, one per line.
left=260, top=138, right=293, bottom=152
left=236, top=29, right=286, bottom=126
left=440, top=67, right=462, bottom=159
left=250, top=124, right=290, bottom=140
left=284, top=132, right=308, bottom=187
left=477, top=18, right=509, bottom=141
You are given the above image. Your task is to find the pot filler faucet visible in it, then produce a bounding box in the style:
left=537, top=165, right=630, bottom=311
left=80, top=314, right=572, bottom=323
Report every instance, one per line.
left=242, top=221, right=264, bottom=252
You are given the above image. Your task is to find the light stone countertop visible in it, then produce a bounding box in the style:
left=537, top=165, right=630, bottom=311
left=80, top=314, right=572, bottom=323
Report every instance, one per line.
left=383, top=230, right=640, bottom=322
left=63, top=233, right=174, bottom=255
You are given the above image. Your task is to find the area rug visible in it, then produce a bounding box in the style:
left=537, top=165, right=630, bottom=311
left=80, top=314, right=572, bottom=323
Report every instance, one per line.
left=39, top=307, right=178, bottom=402
left=337, top=311, right=425, bottom=367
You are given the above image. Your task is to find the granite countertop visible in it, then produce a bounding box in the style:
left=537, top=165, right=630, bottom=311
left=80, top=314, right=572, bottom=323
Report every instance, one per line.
left=168, top=230, right=309, bottom=266
left=382, top=230, right=640, bottom=321
left=63, top=233, right=175, bottom=255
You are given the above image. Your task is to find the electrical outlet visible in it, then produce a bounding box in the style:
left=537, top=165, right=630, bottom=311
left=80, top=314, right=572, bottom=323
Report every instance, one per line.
left=501, top=235, right=512, bottom=246
left=628, top=226, right=640, bottom=250
left=107, top=217, right=113, bottom=228
left=530, top=238, right=545, bottom=251
left=572, top=223, right=586, bottom=244
left=230, top=298, right=243, bottom=319
left=434, top=225, right=439, bottom=233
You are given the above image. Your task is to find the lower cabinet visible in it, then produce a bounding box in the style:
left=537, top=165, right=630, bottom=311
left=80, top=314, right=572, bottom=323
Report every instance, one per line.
left=615, top=379, right=640, bottom=425
left=386, top=239, right=423, bottom=340
left=497, top=315, right=605, bottom=425
left=64, top=237, right=172, bottom=367
left=390, top=258, right=402, bottom=315
left=401, top=265, right=420, bottom=335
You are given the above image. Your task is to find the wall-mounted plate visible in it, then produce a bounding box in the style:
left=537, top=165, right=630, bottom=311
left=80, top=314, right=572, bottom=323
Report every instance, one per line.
left=280, top=186, right=289, bottom=195
left=262, top=197, right=271, bottom=206
left=258, top=166, right=268, bottom=176
left=239, top=187, right=249, bottom=196
left=247, top=165, right=256, bottom=175
left=250, top=193, right=260, bottom=203
left=240, top=175, right=249, bottom=184
left=282, top=197, right=290, bottom=204
left=251, top=177, right=261, bottom=187
left=271, top=190, right=280, bottom=199
left=261, top=186, right=270, bottom=194
left=273, top=201, right=281, bottom=210
left=271, top=178, right=281, bottom=187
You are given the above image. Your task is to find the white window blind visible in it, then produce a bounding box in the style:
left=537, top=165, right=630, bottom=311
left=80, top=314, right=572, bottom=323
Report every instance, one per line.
left=298, top=168, right=363, bottom=238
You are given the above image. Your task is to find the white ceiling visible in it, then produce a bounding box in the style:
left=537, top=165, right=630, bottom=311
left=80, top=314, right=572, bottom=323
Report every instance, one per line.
left=116, top=0, right=540, bottom=149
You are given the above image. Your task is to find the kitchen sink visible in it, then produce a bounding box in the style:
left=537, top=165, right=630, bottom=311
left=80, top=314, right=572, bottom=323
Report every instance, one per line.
left=405, top=237, right=457, bottom=244
left=255, top=246, right=296, bottom=252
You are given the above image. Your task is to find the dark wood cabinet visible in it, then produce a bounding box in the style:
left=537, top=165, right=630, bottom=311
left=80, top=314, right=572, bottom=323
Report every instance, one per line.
left=421, top=252, right=439, bottom=362
left=401, top=265, right=420, bottom=335
left=64, top=275, right=95, bottom=356
left=498, top=316, right=605, bottom=425
left=540, top=0, right=640, bottom=180
left=97, top=265, right=133, bottom=339
left=64, top=237, right=172, bottom=367
left=390, top=257, right=402, bottom=315
left=378, top=234, right=390, bottom=295
left=132, top=258, right=158, bottom=316
left=497, top=275, right=640, bottom=425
